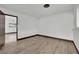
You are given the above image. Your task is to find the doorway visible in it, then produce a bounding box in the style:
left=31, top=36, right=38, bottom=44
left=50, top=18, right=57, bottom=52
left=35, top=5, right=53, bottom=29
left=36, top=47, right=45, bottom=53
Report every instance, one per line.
left=5, top=14, right=18, bottom=47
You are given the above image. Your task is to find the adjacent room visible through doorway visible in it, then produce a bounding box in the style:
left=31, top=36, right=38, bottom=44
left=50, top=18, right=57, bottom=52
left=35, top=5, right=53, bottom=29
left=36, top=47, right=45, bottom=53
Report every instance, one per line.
left=5, top=15, right=17, bottom=47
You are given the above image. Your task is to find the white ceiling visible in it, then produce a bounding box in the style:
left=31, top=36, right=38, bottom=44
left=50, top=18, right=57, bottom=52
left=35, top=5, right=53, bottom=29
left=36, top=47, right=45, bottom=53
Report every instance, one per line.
left=0, top=4, right=75, bottom=18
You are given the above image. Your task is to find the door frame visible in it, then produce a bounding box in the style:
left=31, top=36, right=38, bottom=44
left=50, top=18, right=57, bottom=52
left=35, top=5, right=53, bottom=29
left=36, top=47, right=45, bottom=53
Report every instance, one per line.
left=4, top=14, right=18, bottom=41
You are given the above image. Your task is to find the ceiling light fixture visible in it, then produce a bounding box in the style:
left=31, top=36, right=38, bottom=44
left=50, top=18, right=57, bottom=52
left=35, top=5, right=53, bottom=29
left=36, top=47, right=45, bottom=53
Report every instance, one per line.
left=44, top=4, right=50, bottom=8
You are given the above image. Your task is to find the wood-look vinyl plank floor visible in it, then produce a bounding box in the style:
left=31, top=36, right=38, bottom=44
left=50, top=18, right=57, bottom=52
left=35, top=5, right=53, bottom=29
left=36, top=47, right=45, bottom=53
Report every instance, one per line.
left=0, top=36, right=78, bottom=54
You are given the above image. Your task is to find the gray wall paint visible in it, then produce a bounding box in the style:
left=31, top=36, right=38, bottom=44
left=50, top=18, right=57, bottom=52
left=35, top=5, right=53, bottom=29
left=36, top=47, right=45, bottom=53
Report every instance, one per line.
left=38, top=11, right=74, bottom=40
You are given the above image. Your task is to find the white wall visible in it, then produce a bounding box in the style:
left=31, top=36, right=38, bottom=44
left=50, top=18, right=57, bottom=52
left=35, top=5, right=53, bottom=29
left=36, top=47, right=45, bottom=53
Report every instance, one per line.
left=18, top=14, right=37, bottom=39
left=73, top=6, right=79, bottom=51
left=38, top=11, right=74, bottom=40
left=5, top=15, right=16, bottom=33
left=0, top=6, right=74, bottom=40
left=77, top=7, right=79, bottom=28
left=0, top=6, right=37, bottom=39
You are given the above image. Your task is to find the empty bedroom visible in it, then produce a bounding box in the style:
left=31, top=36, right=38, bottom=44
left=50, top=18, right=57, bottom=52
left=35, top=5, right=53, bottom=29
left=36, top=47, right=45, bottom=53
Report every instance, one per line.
left=0, top=4, right=79, bottom=54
